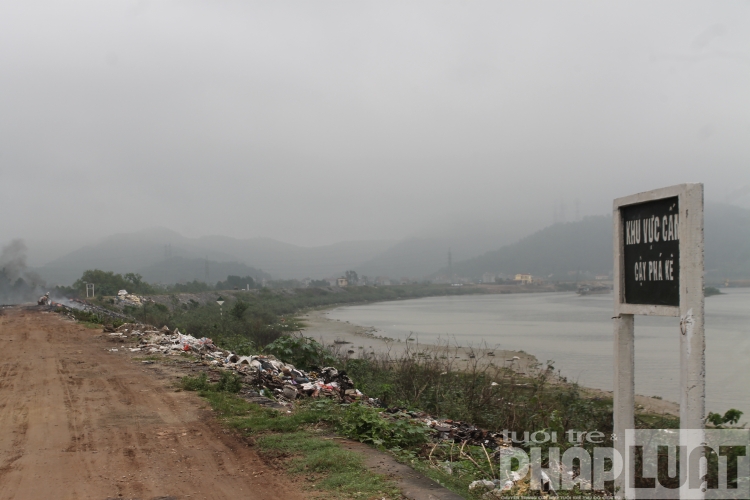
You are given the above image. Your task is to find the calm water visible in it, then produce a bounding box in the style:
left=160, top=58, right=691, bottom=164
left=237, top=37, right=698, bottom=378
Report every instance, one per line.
left=328, top=289, right=750, bottom=418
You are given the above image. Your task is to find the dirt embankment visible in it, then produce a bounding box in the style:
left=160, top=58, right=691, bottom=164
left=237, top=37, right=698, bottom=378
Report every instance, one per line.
left=0, top=307, right=309, bottom=500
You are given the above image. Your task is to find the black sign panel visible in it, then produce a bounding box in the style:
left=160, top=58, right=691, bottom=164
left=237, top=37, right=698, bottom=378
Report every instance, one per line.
left=621, top=197, right=680, bottom=306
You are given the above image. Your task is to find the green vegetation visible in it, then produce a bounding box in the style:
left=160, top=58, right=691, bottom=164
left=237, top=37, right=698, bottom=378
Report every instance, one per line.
left=168, top=280, right=214, bottom=293
left=341, top=354, right=613, bottom=437
left=216, top=275, right=258, bottom=290
left=264, top=336, right=336, bottom=371
left=71, top=280, right=488, bottom=358
left=124, top=298, right=285, bottom=354
left=180, top=371, right=243, bottom=393
left=206, top=284, right=486, bottom=319
left=180, top=377, right=401, bottom=498
left=54, top=270, right=159, bottom=297
left=706, top=408, right=743, bottom=428
left=60, top=267, right=748, bottom=498
left=705, top=286, right=723, bottom=297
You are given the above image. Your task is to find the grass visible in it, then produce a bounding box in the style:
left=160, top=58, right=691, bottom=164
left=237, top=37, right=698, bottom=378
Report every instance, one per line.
left=133, top=355, right=162, bottom=361
left=66, top=280, right=743, bottom=499
left=258, top=432, right=394, bottom=496
left=183, top=379, right=402, bottom=499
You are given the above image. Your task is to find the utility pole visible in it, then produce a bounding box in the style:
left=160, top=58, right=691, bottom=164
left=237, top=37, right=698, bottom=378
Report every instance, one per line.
left=216, top=298, right=225, bottom=334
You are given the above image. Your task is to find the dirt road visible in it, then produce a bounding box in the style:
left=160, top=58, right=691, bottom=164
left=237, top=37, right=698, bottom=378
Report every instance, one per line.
left=0, top=307, right=309, bottom=500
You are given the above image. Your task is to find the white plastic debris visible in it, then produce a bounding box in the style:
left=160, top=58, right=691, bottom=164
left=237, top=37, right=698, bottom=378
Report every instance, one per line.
left=468, top=480, right=496, bottom=492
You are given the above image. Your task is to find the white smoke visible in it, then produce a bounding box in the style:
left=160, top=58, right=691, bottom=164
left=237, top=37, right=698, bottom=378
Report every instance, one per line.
left=0, top=239, right=47, bottom=304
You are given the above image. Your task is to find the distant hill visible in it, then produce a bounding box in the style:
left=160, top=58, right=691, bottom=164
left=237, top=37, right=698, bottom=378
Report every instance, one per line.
left=704, top=203, right=750, bottom=279
left=353, top=224, right=524, bottom=280
left=195, top=235, right=395, bottom=280
left=446, top=203, right=750, bottom=282
left=446, top=215, right=613, bottom=280
left=37, top=227, right=394, bottom=285
left=135, top=256, right=271, bottom=285
left=35, top=221, right=524, bottom=285
left=354, top=236, right=512, bottom=280
left=38, top=203, right=747, bottom=287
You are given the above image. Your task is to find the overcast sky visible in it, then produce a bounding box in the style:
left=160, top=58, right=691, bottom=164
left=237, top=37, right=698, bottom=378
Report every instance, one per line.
left=1, top=1, right=749, bottom=257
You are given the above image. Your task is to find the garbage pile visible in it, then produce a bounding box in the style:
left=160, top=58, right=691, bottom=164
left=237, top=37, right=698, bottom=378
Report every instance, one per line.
left=111, top=323, right=511, bottom=445
left=104, top=321, right=559, bottom=496
left=113, top=323, right=366, bottom=403
left=116, top=290, right=152, bottom=307
left=55, top=299, right=132, bottom=321
left=382, top=407, right=508, bottom=448
left=469, top=477, right=518, bottom=498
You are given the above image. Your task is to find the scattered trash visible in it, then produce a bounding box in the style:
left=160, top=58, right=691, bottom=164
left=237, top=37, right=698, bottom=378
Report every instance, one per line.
left=93, top=318, right=539, bottom=497
left=469, top=479, right=496, bottom=492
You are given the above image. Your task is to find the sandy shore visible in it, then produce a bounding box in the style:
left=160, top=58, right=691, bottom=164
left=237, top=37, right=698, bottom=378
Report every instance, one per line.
left=300, top=307, right=680, bottom=417
left=301, top=308, right=539, bottom=371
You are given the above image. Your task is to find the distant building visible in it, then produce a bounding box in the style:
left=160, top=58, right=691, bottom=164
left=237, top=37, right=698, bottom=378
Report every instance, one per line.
left=595, top=275, right=610, bottom=281
left=337, top=278, right=348, bottom=287
left=514, top=274, right=534, bottom=285
left=375, top=276, right=391, bottom=286
left=481, top=273, right=496, bottom=284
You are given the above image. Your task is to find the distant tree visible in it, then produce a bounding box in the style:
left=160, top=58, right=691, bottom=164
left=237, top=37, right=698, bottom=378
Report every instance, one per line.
left=230, top=300, right=250, bottom=320
left=72, top=270, right=156, bottom=297
left=216, top=275, right=256, bottom=290
left=308, top=279, right=330, bottom=287
left=345, top=270, right=358, bottom=285
left=124, top=273, right=144, bottom=287
left=168, top=280, right=213, bottom=293
left=73, top=270, right=129, bottom=297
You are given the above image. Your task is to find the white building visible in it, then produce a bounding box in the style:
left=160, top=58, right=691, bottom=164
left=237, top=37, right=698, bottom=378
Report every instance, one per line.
left=514, top=274, right=534, bottom=285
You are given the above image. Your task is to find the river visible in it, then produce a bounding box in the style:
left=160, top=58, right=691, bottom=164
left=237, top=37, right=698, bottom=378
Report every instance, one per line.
left=327, top=288, right=750, bottom=419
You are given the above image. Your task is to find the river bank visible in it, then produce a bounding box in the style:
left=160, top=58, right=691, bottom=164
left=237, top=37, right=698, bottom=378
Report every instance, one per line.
left=302, top=307, right=681, bottom=418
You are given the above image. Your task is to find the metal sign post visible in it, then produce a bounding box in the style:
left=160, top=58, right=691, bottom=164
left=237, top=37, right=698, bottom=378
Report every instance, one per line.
left=612, top=183, right=704, bottom=499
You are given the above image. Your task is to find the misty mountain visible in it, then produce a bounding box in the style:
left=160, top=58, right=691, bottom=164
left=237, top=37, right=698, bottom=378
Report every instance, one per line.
left=36, top=227, right=395, bottom=285
left=354, top=235, right=514, bottom=280
left=704, top=203, right=750, bottom=280
left=135, top=257, right=270, bottom=285
left=445, top=203, right=750, bottom=282
left=351, top=216, right=530, bottom=280
left=193, top=235, right=396, bottom=280
left=445, top=216, right=613, bottom=280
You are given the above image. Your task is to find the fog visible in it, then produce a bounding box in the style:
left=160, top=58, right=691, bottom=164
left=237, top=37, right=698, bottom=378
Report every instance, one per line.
left=1, top=1, right=749, bottom=266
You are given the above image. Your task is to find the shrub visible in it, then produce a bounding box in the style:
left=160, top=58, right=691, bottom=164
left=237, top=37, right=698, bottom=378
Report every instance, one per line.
left=215, top=371, right=243, bottom=393
left=336, top=403, right=429, bottom=448
left=264, top=335, right=336, bottom=370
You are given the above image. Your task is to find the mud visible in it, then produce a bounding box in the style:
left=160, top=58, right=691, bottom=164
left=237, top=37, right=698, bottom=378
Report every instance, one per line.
left=0, top=307, right=309, bottom=500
